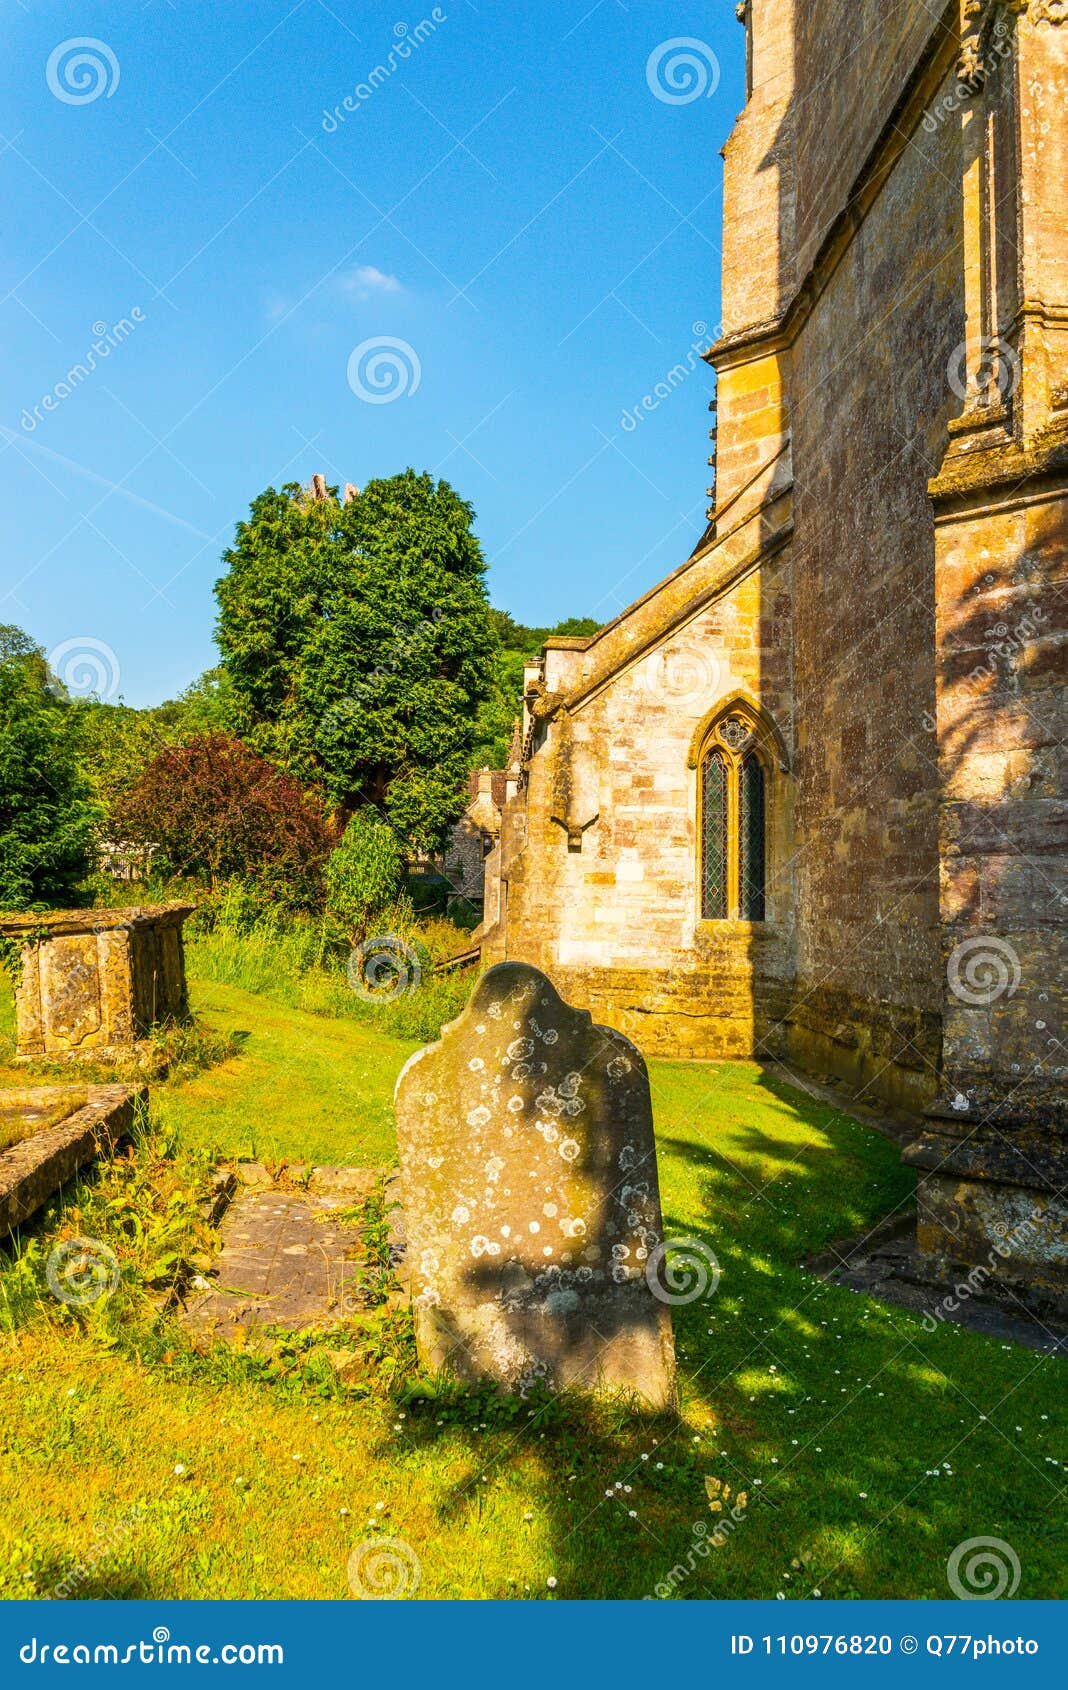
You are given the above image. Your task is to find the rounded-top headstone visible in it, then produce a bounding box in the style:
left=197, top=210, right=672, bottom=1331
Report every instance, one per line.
left=394, top=961, right=676, bottom=1406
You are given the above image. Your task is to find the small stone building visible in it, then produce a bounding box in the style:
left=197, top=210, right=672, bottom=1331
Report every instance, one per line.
left=443, top=731, right=522, bottom=909
left=479, top=1, right=1067, bottom=1165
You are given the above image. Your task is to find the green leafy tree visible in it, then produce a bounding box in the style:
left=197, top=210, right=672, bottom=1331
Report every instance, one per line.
left=75, top=667, right=237, bottom=813
left=215, top=471, right=497, bottom=855
left=0, top=633, right=98, bottom=909
left=175, top=665, right=235, bottom=734
left=0, top=623, right=53, bottom=690
left=75, top=701, right=180, bottom=809
left=324, top=812, right=405, bottom=942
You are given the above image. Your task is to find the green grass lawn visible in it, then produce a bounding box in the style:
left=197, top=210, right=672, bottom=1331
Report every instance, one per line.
left=0, top=971, right=1064, bottom=1601
left=152, top=978, right=415, bottom=1167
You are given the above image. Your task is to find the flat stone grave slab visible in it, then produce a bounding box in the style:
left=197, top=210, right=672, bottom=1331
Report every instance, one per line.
left=805, top=1210, right=1068, bottom=1356
left=0, top=1089, right=89, bottom=1154
left=181, top=1165, right=401, bottom=1344
left=0, top=1084, right=142, bottom=1234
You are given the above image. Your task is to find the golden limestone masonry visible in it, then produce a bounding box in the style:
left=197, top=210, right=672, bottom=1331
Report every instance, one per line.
left=476, top=2, right=1067, bottom=1301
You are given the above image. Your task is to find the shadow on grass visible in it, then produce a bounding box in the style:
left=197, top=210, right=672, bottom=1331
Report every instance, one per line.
left=363, top=1066, right=1062, bottom=1598
left=5, top=1050, right=1062, bottom=1599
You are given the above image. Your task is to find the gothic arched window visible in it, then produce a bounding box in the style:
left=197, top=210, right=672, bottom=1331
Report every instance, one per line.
left=700, top=712, right=768, bottom=921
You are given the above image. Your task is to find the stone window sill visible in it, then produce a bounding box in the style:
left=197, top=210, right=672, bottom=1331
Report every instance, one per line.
left=695, top=919, right=773, bottom=936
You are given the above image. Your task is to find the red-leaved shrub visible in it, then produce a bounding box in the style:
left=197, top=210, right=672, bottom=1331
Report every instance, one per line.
left=111, top=732, right=335, bottom=906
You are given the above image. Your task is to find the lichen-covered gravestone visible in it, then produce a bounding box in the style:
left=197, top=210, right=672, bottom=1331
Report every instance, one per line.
left=394, top=961, right=676, bottom=1407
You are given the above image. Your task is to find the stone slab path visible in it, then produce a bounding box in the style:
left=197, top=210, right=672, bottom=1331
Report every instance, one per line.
left=181, top=1164, right=393, bottom=1344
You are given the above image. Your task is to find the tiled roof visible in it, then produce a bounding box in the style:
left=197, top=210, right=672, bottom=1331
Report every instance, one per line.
left=467, top=769, right=509, bottom=809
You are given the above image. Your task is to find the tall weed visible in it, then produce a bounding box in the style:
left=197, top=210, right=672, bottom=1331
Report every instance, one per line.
left=187, top=893, right=477, bottom=1043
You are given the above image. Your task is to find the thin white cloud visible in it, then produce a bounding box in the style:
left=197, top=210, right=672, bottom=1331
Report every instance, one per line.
left=340, top=265, right=403, bottom=297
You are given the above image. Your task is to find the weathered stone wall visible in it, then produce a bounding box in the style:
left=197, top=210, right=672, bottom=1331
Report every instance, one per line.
left=933, top=489, right=1068, bottom=1123
left=487, top=560, right=795, bottom=1058
left=443, top=817, right=488, bottom=904
left=791, top=0, right=953, bottom=281
left=715, top=0, right=796, bottom=514
left=779, top=56, right=967, bottom=1108
left=719, top=1, right=796, bottom=340
left=485, top=2, right=1067, bottom=1128
left=920, top=8, right=1068, bottom=1127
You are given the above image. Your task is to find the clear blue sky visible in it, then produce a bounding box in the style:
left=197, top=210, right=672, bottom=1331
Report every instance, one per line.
left=0, top=1, right=742, bottom=707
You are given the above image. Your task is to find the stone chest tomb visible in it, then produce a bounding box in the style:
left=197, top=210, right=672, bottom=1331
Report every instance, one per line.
left=394, top=961, right=677, bottom=1407
left=0, top=903, right=194, bottom=1062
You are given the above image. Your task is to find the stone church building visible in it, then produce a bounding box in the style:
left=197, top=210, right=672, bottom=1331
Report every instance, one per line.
left=476, top=1, right=1066, bottom=1277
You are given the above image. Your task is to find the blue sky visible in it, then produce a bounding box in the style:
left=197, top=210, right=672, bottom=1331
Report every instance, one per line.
left=0, top=1, right=742, bottom=707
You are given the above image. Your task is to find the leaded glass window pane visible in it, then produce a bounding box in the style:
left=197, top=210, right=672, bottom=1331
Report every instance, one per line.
left=739, top=753, right=766, bottom=921
left=701, top=749, right=729, bottom=920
